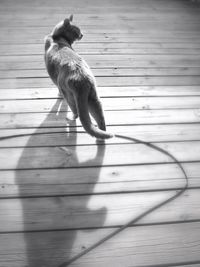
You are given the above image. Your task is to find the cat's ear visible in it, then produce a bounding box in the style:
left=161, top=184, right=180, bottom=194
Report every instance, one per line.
left=69, top=14, right=73, bottom=22
left=64, top=18, right=70, bottom=26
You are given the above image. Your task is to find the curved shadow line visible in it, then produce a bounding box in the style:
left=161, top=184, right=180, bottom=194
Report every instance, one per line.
left=58, top=134, right=189, bottom=267
left=0, top=133, right=189, bottom=266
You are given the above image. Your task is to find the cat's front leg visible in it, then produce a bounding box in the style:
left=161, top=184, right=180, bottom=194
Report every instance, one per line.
left=58, top=80, right=78, bottom=121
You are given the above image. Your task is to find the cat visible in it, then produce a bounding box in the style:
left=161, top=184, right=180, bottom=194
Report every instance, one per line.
left=44, top=15, right=113, bottom=139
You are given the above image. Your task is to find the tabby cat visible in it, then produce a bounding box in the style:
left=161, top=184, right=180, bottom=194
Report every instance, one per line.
left=44, top=15, right=113, bottom=139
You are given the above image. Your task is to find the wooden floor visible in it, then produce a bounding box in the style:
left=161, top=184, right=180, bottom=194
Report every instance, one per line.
left=1, top=0, right=200, bottom=266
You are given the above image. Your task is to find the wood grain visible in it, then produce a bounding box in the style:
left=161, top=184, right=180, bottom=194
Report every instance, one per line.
left=1, top=0, right=200, bottom=266
left=0, top=123, right=199, bottom=146
left=0, top=141, right=199, bottom=170
left=1, top=97, right=200, bottom=113
left=0, top=109, right=200, bottom=129
left=0, top=189, right=199, bottom=232
left=1, top=86, right=200, bottom=99
left=1, top=67, right=200, bottom=78
left=0, top=222, right=199, bottom=267
left=0, top=162, right=199, bottom=197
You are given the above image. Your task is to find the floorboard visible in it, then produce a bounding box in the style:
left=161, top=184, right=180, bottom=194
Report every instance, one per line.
left=0, top=0, right=200, bottom=266
left=1, top=222, right=200, bottom=267
left=0, top=162, right=199, bottom=197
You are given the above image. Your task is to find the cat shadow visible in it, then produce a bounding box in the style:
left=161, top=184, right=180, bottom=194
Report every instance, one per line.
left=15, top=99, right=107, bottom=267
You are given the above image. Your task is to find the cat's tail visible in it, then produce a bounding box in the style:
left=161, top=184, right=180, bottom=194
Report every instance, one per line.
left=58, top=70, right=113, bottom=139
left=76, top=91, right=113, bottom=139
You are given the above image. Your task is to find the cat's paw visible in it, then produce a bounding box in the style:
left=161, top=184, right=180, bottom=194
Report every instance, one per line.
left=66, top=113, right=78, bottom=121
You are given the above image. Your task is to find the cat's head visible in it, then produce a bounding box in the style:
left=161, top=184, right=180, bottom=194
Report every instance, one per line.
left=51, top=15, right=83, bottom=44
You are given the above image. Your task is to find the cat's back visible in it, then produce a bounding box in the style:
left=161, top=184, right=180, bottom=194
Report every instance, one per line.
left=45, top=37, right=95, bottom=86
left=48, top=44, right=85, bottom=75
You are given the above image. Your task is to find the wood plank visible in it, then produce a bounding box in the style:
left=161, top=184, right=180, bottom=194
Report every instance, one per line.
left=1, top=1, right=200, bottom=267
left=2, top=34, right=200, bottom=42
left=0, top=109, right=199, bottom=129
left=1, top=28, right=199, bottom=35
left=2, top=48, right=200, bottom=56
left=1, top=76, right=200, bottom=89
left=0, top=124, right=200, bottom=147
left=0, top=188, right=199, bottom=232
left=0, top=0, right=197, bottom=10
left=1, top=97, right=200, bottom=113
left=64, top=222, right=200, bottom=267
left=2, top=41, right=200, bottom=49
left=1, top=22, right=200, bottom=33
left=1, top=32, right=200, bottom=42
left=4, top=6, right=198, bottom=13
left=0, top=141, right=199, bottom=170
left=0, top=6, right=199, bottom=13
left=2, top=28, right=200, bottom=38
left=1, top=8, right=199, bottom=15
left=0, top=161, right=199, bottom=197
left=1, top=58, right=200, bottom=69
left=2, top=54, right=200, bottom=62
left=0, top=7, right=199, bottom=14
left=1, top=18, right=200, bottom=28
left=1, top=23, right=200, bottom=32
left=0, top=86, right=199, bottom=99
left=75, top=42, right=200, bottom=49
left=1, top=67, right=200, bottom=78
left=1, top=11, right=200, bottom=18
left=0, top=222, right=200, bottom=267
left=2, top=24, right=200, bottom=35
left=0, top=27, right=199, bottom=40
left=0, top=9, right=199, bottom=17
left=1, top=13, right=200, bottom=20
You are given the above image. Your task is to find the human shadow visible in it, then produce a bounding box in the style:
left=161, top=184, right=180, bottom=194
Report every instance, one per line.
left=15, top=99, right=107, bottom=267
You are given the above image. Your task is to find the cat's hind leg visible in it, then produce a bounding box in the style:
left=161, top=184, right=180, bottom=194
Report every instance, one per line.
left=88, top=96, right=106, bottom=131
